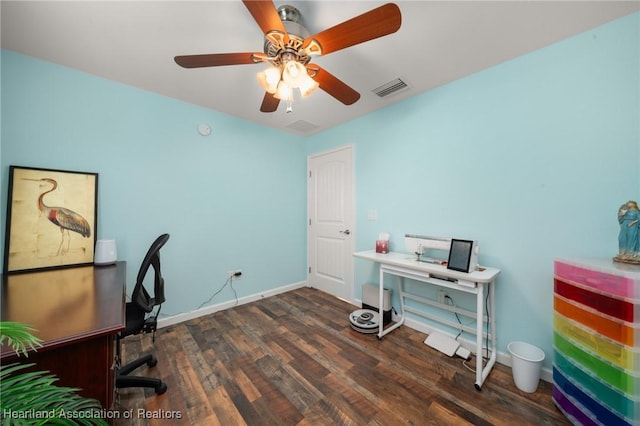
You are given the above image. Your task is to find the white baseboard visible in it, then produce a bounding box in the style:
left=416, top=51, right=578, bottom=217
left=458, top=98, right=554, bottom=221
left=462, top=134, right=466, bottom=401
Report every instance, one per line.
left=157, top=280, right=307, bottom=329
left=354, top=298, right=552, bottom=384
left=400, top=314, right=552, bottom=383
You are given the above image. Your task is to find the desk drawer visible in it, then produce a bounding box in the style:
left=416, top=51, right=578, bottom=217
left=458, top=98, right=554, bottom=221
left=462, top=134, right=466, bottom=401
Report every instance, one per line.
left=554, top=278, right=638, bottom=323
left=553, top=367, right=632, bottom=426
left=555, top=260, right=640, bottom=300
left=554, top=332, right=639, bottom=395
left=554, top=295, right=640, bottom=346
left=552, top=385, right=599, bottom=426
left=554, top=313, right=640, bottom=370
left=554, top=351, right=640, bottom=421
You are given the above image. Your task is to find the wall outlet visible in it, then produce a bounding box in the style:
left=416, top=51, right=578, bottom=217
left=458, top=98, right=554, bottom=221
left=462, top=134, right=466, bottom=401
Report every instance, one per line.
left=437, top=290, right=447, bottom=304
left=227, top=270, right=242, bottom=279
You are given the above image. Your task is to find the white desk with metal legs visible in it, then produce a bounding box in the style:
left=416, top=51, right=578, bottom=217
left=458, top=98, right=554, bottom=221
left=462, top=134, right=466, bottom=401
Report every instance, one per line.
left=353, top=250, right=500, bottom=390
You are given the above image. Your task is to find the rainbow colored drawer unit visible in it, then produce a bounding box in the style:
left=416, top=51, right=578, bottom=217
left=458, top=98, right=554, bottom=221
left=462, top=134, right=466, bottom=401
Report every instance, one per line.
left=553, top=259, right=640, bottom=425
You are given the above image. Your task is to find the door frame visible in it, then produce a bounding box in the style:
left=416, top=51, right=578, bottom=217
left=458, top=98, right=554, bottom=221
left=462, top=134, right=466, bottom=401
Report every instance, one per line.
left=306, top=144, right=356, bottom=303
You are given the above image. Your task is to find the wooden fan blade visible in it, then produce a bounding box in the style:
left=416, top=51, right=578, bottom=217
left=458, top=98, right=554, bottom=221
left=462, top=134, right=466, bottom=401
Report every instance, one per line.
left=311, top=66, right=360, bottom=105
left=242, top=0, right=287, bottom=36
left=260, top=92, right=280, bottom=113
left=174, top=53, right=260, bottom=68
left=304, top=3, right=401, bottom=55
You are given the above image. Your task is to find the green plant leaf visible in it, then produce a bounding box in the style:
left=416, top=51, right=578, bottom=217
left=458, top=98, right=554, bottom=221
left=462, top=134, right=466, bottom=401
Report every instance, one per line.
left=0, top=323, right=108, bottom=425
left=0, top=322, right=42, bottom=357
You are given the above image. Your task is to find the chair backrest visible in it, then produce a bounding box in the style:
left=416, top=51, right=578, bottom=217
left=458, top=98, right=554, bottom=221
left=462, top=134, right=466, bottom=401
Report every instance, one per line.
left=131, top=233, right=170, bottom=313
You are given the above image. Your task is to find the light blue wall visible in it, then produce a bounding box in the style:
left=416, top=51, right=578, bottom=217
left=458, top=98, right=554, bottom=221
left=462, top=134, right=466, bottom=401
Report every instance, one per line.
left=0, top=50, right=308, bottom=316
left=1, top=12, right=638, bottom=373
left=306, top=13, right=640, bottom=370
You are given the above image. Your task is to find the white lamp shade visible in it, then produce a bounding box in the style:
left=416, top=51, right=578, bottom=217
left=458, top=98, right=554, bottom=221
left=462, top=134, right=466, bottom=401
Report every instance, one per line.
left=282, top=61, right=306, bottom=88
left=299, top=75, right=319, bottom=98
left=95, top=239, right=117, bottom=265
left=274, top=81, right=293, bottom=101
left=257, top=66, right=281, bottom=94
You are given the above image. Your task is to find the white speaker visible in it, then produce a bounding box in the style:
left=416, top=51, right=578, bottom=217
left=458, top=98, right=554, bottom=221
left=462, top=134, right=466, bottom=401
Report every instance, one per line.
left=95, top=239, right=117, bottom=265
left=362, top=283, right=391, bottom=310
left=361, top=283, right=392, bottom=325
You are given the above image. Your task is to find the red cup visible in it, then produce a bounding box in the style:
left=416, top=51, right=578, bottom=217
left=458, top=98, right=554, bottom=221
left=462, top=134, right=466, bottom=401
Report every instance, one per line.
left=376, top=240, right=389, bottom=254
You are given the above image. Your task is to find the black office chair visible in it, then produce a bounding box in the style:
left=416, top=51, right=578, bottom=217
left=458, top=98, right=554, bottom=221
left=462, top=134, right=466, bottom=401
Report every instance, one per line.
left=116, top=233, right=170, bottom=395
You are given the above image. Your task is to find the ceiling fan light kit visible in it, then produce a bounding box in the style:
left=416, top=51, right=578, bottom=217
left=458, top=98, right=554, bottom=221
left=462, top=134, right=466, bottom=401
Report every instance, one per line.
left=174, top=1, right=402, bottom=113
left=275, top=81, right=293, bottom=101
left=298, top=75, right=320, bottom=99
left=256, top=65, right=281, bottom=94
left=282, top=60, right=311, bottom=89
left=257, top=50, right=320, bottom=103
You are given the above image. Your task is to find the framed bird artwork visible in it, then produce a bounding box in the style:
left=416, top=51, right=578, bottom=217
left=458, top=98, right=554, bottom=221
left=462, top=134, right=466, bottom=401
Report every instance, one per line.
left=3, top=165, right=98, bottom=274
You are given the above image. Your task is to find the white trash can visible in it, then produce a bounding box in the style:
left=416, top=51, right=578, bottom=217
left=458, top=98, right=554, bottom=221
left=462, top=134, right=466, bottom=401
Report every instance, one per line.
left=507, top=341, right=545, bottom=393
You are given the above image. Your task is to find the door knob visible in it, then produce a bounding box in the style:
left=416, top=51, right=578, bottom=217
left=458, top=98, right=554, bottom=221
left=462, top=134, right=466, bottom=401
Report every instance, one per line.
left=340, top=229, right=351, bottom=235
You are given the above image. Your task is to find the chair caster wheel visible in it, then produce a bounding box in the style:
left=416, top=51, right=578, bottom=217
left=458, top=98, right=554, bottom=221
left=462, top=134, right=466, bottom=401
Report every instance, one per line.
left=147, top=357, right=158, bottom=368
left=155, top=382, right=167, bottom=395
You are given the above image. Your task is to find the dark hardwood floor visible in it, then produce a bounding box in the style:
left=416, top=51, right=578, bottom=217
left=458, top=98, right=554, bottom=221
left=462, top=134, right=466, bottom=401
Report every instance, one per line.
left=114, top=287, right=569, bottom=425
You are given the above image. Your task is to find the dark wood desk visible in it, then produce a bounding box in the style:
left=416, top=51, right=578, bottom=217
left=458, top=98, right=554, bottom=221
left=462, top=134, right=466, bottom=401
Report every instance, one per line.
left=1, top=262, right=126, bottom=408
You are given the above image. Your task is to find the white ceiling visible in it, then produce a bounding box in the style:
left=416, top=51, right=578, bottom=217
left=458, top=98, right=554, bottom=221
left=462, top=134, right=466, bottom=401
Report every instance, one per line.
left=2, top=1, right=639, bottom=136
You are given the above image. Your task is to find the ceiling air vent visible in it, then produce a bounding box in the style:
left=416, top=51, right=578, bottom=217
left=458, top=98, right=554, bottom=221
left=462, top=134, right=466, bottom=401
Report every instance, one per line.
left=286, top=120, right=320, bottom=134
left=372, top=78, right=409, bottom=98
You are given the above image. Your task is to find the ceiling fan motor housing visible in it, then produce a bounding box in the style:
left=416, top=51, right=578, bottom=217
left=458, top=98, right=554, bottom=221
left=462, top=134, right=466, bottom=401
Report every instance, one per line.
left=174, top=1, right=402, bottom=111
left=277, top=4, right=301, bottom=23
left=263, top=5, right=313, bottom=66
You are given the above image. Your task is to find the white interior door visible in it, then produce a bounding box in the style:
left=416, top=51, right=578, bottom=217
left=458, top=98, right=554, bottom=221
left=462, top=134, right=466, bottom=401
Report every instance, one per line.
left=307, top=145, right=354, bottom=302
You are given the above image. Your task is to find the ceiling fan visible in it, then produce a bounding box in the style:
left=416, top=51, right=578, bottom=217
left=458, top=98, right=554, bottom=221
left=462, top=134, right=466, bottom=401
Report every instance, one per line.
left=174, top=1, right=402, bottom=113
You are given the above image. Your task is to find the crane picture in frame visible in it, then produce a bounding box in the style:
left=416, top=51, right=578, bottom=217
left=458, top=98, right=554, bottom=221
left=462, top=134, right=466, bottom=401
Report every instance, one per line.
left=3, top=165, right=98, bottom=274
